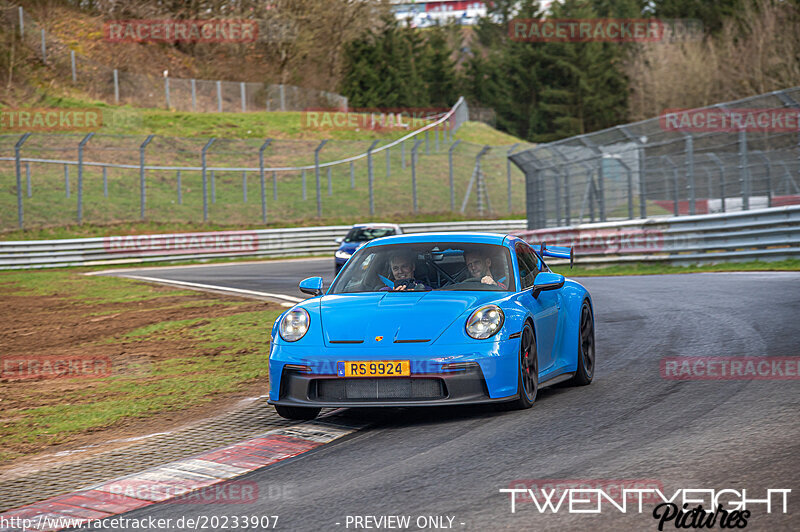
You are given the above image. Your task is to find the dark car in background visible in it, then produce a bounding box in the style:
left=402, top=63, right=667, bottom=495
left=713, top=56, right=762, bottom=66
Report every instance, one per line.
left=334, top=223, right=403, bottom=274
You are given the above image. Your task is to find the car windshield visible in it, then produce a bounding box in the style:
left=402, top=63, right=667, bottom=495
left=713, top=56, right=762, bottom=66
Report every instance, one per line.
left=329, top=243, right=515, bottom=294
left=343, top=227, right=395, bottom=243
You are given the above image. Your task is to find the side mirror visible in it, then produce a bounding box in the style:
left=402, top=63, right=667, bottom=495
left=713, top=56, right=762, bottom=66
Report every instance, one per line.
left=334, top=237, right=344, bottom=244
left=299, top=276, right=324, bottom=296
left=531, top=272, right=564, bottom=298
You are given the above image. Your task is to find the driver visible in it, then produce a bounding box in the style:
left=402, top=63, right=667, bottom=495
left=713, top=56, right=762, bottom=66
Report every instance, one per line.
left=382, top=251, right=430, bottom=291
left=464, top=250, right=506, bottom=289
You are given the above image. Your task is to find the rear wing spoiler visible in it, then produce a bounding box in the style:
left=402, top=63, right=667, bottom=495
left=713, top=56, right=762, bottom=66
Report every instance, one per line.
left=531, top=242, right=574, bottom=268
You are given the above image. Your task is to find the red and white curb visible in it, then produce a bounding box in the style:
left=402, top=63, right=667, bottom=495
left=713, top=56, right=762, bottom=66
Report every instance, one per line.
left=0, top=420, right=363, bottom=532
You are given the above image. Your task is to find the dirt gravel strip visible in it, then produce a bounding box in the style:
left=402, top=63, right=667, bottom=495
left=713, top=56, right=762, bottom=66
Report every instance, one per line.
left=0, top=419, right=365, bottom=532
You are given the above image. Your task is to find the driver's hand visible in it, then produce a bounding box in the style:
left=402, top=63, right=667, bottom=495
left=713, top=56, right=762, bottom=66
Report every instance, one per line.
left=394, top=284, right=407, bottom=291
left=481, top=275, right=496, bottom=285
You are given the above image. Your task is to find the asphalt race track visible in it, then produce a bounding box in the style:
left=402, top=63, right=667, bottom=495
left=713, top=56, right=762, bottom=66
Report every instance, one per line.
left=97, top=262, right=800, bottom=531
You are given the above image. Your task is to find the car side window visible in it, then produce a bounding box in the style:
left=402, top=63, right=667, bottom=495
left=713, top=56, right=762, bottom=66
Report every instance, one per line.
left=516, top=244, right=539, bottom=289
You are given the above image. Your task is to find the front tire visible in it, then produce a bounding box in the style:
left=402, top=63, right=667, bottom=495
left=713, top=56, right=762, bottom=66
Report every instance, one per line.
left=500, top=322, right=538, bottom=410
left=567, top=299, right=595, bottom=386
left=274, top=405, right=321, bottom=420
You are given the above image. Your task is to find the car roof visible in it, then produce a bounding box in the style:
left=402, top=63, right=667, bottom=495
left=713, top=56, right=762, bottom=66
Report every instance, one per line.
left=351, top=223, right=400, bottom=229
left=363, top=232, right=512, bottom=246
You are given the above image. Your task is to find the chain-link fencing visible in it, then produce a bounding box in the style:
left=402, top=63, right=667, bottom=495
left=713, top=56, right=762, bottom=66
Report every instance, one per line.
left=0, top=98, right=536, bottom=230
left=0, top=4, right=347, bottom=112
left=512, top=87, right=800, bottom=229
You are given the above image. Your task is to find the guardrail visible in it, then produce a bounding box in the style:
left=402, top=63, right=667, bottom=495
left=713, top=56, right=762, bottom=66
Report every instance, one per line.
left=2, top=207, right=797, bottom=270
left=513, top=205, right=800, bottom=266
left=0, top=219, right=527, bottom=270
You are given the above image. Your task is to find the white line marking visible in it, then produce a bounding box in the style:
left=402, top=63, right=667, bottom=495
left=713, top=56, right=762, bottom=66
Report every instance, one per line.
left=84, top=256, right=328, bottom=276
left=120, top=275, right=303, bottom=303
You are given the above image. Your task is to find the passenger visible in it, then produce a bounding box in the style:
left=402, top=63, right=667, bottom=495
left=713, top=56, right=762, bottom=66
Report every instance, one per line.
left=464, top=250, right=506, bottom=288
left=382, top=251, right=431, bottom=291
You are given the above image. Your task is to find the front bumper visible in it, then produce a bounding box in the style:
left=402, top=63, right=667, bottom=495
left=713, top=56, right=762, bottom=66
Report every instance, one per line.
left=269, top=365, right=516, bottom=408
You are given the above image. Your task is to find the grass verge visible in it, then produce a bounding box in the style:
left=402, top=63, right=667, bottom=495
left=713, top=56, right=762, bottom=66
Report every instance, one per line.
left=0, top=269, right=282, bottom=463
left=562, top=259, right=800, bottom=277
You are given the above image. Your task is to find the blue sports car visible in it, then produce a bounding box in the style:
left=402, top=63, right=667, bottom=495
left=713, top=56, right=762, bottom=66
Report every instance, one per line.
left=334, top=223, right=403, bottom=274
left=268, top=232, right=595, bottom=420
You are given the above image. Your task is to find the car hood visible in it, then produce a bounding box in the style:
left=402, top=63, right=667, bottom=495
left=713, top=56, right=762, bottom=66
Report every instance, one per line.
left=338, top=241, right=361, bottom=253
left=318, top=291, right=502, bottom=345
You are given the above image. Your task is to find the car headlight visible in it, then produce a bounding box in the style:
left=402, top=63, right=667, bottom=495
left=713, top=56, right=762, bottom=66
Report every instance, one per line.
left=279, top=308, right=310, bottom=342
left=465, top=305, right=504, bottom=340
left=335, top=250, right=352, bottom=260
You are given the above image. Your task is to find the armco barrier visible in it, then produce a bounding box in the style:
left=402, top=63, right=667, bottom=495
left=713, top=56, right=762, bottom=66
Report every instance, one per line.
left=512, top=205, right=800, bottom=266
left=0, top=220, right=526, bottom=270
left=2, top=208, right=798, bottom=270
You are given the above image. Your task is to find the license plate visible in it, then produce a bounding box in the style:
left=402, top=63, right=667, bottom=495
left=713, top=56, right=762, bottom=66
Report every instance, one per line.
left=337, top=361, right=410, bottom=377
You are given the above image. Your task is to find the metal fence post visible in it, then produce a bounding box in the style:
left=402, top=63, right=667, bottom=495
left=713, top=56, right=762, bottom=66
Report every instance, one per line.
left=41, top=29, right=46, bottom=63
left=164, top=76, right=171, bottom=109
left=708, top=153, right=725, bottom=212
left=739, top=130, right=749, bottom=210
left=77, top=132, right=94, bottom=223
left=201, top=138, right=216, bottom=222
left=411, top=139, right=424, bottom=212
left=177, top=170, right=182, bottom=204
left=113, top=69, right=119, bottom=104
left=26, top=162, right=31, bottom=198
left=314, top=140, right=328, bottom=217
left=327, top=166, right=332, bottom=196
left=302, top=170, right=307, bottom=199
left=506, top=143, right=520, bottom=213
left=279, top=84, right=286, bottom=111
left=191, top=79, right=197, bottom=111
left=139, top=135, right=154, bottom=220
left=242, top=171, right=247, bottom=203
left=14, top=133, right=31, bottom=229
left=18, top=6, right=24, bottom=38
left=752, top=151, right=772, bottom=208
left=216, top=80, right=222, bottom=112
left=448, top=140, right=461, bottom=211
left=64, top=164, right=70, bottom=198
left=367, top=140, right=380, bottom=215
left=461, top=146, right=490, bottom=214
left=259, top=139, right=271, bottom=223
left=102, top=166, right=108, bottom=198
left=350, top=162, right=354, bottom=189
left=662, top=156, right=679, bottom=216
left=685, top=134, right=695, bottom=215
left=70, top=50, right=76, bottom=82
left=240, top=82, right=246, bottom=112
